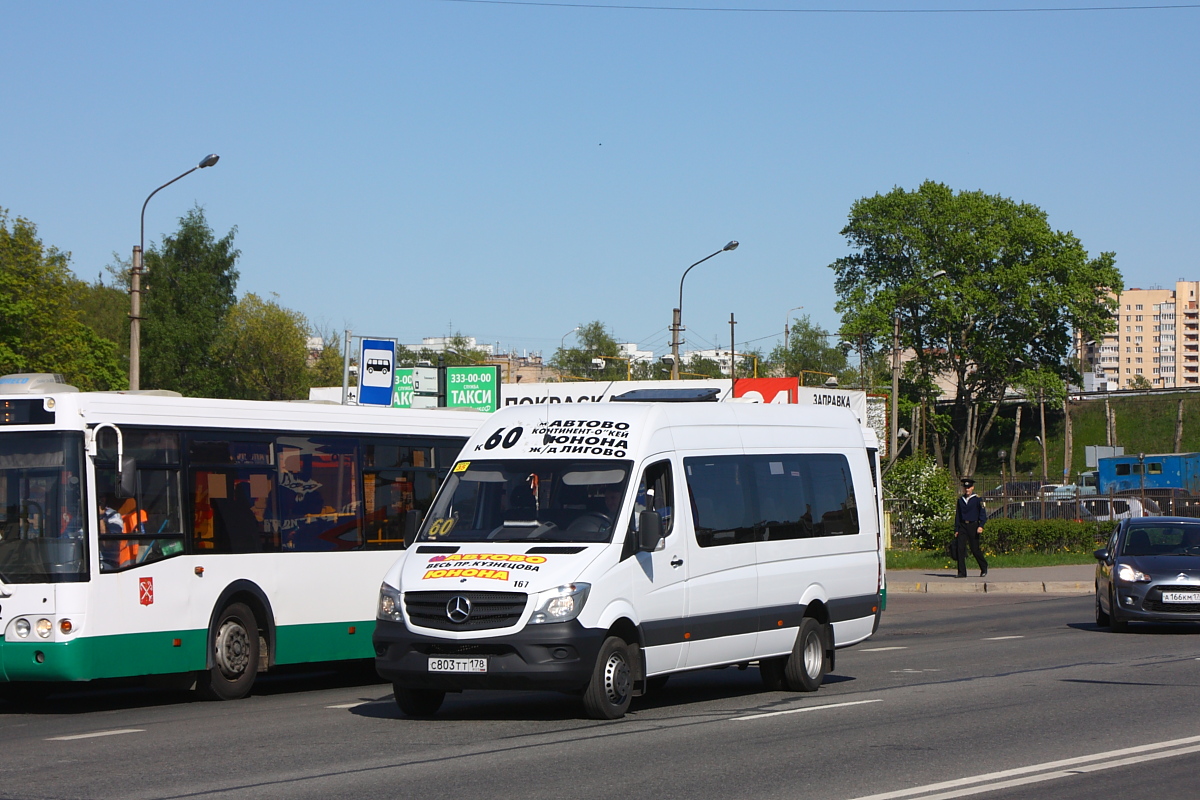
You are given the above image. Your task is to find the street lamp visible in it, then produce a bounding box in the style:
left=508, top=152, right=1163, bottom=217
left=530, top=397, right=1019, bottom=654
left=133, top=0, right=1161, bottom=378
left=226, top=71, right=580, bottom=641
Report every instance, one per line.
left=670, top=240, right=738, bottom=380
left=783, top=306, right=804, bottom=350
left=129, top=154, right=220, bottom=391
left=889, top=270, right=946, bottom=465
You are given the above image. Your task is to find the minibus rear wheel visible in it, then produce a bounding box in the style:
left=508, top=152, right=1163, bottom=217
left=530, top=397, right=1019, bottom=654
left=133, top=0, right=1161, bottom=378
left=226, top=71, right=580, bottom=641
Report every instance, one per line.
left=784, top=618, right=828, bottom=692
left=583, top=636, right=634, bottom=719
left=393, top=685, right=445, bottom=717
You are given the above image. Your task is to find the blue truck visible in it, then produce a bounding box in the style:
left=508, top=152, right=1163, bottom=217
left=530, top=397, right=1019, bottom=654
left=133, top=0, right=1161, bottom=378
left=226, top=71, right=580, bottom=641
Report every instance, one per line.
left=1096, top=453, right=1200, bottom=494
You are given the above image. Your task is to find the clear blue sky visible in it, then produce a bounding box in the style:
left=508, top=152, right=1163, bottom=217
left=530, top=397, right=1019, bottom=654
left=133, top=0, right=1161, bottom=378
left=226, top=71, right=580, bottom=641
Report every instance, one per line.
left=4, top=1, right=1198, bottom=359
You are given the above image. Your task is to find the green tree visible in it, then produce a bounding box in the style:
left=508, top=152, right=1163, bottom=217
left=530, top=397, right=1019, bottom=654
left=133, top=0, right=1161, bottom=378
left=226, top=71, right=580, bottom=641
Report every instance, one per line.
left=1128, top=374, right=1152, bottom=390
left=212, top=293, right=310, bottom=401
left=142, top=206, right=239, bottom=396
left=831, top=181, right=1121, bottom=478
left=308, top=329, right=344, bottom=389
left=71, top=273, right=130, bottom=375
left=550, top=321, right=626, bottom=381
left=769, top=315, right=850, bottom=384
left=0, top=210, right=125, bottom=390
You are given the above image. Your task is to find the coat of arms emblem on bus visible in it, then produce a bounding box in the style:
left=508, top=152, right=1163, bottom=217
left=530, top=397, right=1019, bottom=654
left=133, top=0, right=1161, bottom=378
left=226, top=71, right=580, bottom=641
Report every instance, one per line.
left=139, top=577, right=154, bottom=606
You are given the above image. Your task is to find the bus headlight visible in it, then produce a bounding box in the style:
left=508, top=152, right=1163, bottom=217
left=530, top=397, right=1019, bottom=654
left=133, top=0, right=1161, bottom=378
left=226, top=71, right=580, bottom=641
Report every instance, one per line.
left=35, top=619, right=52, bottom=639
left=528, top=584, right=591, bottom=625
left=14, top=619, right=30, bottom=638
left=378, top=583, right=404, bottom=622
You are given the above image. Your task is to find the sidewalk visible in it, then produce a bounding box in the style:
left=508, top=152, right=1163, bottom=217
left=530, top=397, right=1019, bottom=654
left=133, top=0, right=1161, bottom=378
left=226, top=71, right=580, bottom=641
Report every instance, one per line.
left=887, top=564, right=1095, bottom=595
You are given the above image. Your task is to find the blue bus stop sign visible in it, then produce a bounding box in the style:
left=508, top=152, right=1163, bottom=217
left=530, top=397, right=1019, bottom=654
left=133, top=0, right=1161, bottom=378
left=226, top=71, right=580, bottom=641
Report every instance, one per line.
left=358, top=338, right=396, bottom=407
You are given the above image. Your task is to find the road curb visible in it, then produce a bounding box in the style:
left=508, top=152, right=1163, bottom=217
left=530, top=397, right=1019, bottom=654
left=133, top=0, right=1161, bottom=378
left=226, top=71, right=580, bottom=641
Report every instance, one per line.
left=888, top=581, right=1094, bottom=595
left=1043, top=581, right=1092, bottom=594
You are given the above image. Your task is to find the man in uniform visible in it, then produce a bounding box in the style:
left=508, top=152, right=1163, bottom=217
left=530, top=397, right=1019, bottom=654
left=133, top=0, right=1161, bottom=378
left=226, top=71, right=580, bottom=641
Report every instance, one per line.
left=954, top=478, right=988, bottom=578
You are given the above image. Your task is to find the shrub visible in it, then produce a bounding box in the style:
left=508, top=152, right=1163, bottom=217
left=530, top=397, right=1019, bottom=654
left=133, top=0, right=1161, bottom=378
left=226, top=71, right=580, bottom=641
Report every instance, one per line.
left=884, top=455, right=955, bottom=544
left=921, top=518, right=1113, bottom=555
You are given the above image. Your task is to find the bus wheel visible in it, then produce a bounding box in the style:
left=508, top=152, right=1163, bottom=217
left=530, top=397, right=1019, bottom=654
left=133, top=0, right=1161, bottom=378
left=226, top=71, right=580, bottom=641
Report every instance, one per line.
left=582, top=636, right=633, bottom=720
left=784, top=618, right=828, bottom=692
left=393, top=685, right=445, bottom=717
left=198, top=603, right=260, bottom=700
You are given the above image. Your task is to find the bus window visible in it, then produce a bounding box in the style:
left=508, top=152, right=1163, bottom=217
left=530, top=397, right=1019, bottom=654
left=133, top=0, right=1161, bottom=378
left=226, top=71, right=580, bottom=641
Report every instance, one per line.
left=188, top=435, right=278, bottom=554
left=363, top=439, right=444, bottom=550
left=277, top=437, right=363, bottom=551
left=97, top=430, right=185, bottom=572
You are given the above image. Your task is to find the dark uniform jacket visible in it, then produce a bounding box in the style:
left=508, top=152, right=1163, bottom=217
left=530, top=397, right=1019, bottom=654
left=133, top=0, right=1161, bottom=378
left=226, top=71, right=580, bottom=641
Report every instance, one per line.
left=954, top=493, right=988, bottom=533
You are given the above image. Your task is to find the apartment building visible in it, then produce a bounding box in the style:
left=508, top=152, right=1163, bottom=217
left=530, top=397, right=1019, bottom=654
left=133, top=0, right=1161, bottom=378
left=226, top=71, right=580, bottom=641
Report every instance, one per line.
left=1081, top=281, right=1200, bottom=388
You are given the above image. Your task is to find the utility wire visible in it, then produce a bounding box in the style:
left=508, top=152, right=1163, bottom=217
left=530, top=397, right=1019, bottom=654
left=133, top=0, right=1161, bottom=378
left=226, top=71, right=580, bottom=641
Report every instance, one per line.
left=435, top=0, right=1200, bottom=13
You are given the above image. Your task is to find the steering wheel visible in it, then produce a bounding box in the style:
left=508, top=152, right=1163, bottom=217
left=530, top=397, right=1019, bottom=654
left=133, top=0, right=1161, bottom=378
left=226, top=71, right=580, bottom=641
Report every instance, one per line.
left=565, top=512, right=612, bottom=538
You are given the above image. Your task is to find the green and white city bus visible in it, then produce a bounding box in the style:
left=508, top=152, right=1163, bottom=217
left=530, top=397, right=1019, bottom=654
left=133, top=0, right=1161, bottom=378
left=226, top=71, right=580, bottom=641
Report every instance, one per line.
left=0, top=374, right=485, bottom=700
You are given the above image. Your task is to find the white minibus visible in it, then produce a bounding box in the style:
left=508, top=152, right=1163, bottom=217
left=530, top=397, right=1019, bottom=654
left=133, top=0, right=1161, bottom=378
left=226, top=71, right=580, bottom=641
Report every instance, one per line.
left=375, top=399, right=884, bottom=718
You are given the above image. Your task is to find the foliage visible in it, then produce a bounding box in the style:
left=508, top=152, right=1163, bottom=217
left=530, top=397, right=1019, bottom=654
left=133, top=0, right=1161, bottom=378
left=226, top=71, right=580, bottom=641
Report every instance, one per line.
left=550, top=321, right=626, bottom=381
left=831, top=181, right=1122, bottom=478
left=308, top=329, right=344, bottom=389
left=71, top=275, right=130, bottom=374
left=0, top=209, right=125, bottom=390
left=920, top=517, right=1111, bottom=555
left=211, top=294, right=311, bottom=401
left=1128, top=374, right=1152, bottom=390
left=142, top=206, right=240, bottom=396
left=884, top=454, right=955, bottom=543
left=768, top=315, right=850, bottom=383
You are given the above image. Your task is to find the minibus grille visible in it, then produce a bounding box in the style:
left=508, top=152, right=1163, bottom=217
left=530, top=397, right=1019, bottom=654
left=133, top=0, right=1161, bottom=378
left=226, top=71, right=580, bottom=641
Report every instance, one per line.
left=404, top=591, right=528, bottom=631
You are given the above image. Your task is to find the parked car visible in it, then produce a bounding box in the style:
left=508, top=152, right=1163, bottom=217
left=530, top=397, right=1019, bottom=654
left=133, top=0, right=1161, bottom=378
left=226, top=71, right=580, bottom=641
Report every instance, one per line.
left=1081, top=497, right=1158, bottom=521
left=983, top=481, right=1045, bottom=498
left=995, top=500, right=1096, bottom=522
left=1094, top=517, right=1200, bottom=631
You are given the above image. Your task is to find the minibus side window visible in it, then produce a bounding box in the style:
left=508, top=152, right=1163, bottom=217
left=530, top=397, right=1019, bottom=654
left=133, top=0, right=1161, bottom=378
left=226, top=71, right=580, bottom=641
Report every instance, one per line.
left=635, top=461, right=674, bottom=535
left=685, top=457, right=756, bottom=547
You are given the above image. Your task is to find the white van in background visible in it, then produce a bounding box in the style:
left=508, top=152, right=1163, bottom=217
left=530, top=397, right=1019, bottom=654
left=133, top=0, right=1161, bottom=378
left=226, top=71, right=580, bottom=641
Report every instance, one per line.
left=374, top=398, right=885, bottom=719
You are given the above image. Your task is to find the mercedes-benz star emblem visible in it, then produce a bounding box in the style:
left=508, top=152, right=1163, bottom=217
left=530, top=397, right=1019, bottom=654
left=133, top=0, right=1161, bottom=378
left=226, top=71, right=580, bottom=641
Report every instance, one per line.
left=446, top=595, right=472, bottom=624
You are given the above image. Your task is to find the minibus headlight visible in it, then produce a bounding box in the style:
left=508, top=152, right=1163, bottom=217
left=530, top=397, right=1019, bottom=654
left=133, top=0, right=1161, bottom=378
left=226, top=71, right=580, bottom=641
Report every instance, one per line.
left=378, top=583, right=404, bottom=622
left=35, top=619, right=52, bottom=639
left=529, top=584, right=591, bottom=625
left=14, top=619, right=30, bottom=639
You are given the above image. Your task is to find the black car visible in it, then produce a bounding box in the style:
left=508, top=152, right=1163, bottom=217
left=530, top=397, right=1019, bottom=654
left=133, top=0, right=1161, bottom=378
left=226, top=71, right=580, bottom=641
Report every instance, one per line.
left=1094, top=517, right=1200, bottom=631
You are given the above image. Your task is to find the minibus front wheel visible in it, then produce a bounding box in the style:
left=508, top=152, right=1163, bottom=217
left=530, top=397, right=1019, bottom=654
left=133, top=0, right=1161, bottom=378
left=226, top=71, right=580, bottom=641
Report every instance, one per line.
left=582, top=636, right=634, bottom=720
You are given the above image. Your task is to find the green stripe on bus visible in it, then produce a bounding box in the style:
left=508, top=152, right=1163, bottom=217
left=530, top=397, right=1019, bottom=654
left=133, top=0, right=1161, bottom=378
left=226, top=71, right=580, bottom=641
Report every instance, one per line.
left=0, top=630, right=206, bottom=682
left=273, top=620, right=376, bottom=664
left=0, top=620, right=378, bottom=683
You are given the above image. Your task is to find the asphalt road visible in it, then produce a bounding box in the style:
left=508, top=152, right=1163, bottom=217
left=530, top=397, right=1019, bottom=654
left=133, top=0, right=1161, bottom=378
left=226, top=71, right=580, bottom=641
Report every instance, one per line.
left=4, top=593, right=1200, bottom=800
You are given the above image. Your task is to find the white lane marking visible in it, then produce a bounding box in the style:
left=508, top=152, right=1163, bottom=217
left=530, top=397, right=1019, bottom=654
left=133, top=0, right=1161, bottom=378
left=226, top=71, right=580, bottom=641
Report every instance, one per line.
left=47, top=729, right=145, bottom=741
left=843, top=734, right=1200, bottom=800
left=326, top=702, right=368, bottom=709
left=890, top=669, right=941, bottom=673
left=859, top=646, right=908, bottom=652
left=983, top=635, right=1024, bottom=641
left=733, top=698, right=882, bottom=721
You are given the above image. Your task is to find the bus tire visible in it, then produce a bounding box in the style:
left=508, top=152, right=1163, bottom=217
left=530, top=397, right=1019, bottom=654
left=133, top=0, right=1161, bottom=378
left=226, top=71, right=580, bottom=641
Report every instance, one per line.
left=197, top=603, right=260, bottom=701
left=393, top=685, right=445, bottom=717
left=582, top=636, right=634, bottom=720
left=784, top=618, right=828, bottom=692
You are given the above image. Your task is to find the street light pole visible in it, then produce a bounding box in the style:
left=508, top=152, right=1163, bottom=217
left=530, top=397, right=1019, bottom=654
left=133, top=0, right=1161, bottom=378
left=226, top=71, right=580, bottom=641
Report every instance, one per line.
left=670, top=240, right=738, bottom=380
left=783, top=305, right=804, bottom=351
left=130, top=154, right=220, bottom=391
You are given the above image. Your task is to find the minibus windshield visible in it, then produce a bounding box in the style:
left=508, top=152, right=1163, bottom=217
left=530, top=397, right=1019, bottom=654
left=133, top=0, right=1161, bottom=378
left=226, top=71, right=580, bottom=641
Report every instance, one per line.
left=0, top=431, right=88, bottom=583
left=419, top=459, right=632, bottom=543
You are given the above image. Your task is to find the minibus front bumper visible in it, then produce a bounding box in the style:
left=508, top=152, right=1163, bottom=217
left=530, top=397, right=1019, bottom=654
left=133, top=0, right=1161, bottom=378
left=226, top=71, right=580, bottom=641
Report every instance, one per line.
left=373, top=618, right=606, bottom=692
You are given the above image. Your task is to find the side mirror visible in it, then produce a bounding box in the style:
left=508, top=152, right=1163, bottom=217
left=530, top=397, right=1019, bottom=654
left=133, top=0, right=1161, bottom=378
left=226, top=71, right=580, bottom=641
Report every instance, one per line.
left=1093, top=547, right=1109, bottom=562
left=403, top=509, right=421, bottom=549
left=119, top=457, right=138, bottom=498
left=637, top=511, right=663, bottom=553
